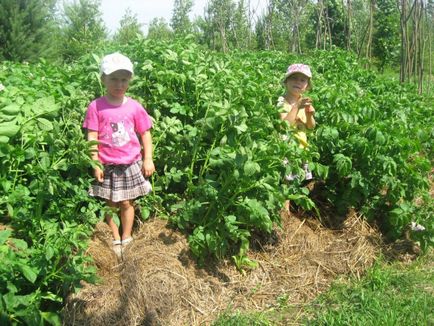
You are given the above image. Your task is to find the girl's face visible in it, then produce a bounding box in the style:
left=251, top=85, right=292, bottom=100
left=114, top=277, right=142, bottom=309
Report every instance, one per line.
left=285, top=73, right=309, bottom=96
left=102, top=70, right=132, bottom=101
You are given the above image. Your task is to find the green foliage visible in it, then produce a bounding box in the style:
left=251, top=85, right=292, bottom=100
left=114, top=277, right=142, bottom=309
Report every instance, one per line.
left=113, top=8, right=144, bottom=45
left=0, top=0, right=59, bottom=62
left=60, top=0, right=107, bottom=61
left=310, top=49, right=432, bottom=244
left=147, top=18, right=173, bottom=40
left=202, top=0, right=237, bottom=51
left=171, top=0, right=193, bottom=36
left=373, top=0, right=400, bottom=71
left=0, top=55, right=102, bottom=323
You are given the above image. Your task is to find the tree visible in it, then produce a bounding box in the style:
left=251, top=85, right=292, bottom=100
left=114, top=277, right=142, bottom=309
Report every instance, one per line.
left=424, top=0, right=433, bottom=94
left=171, top=0, right=194, bottom=35
left=350, top=0, right=370, bottom=57
left=373, top=0, right=400, bottom=71
left=203, top=0, right=237, bottom=52
left=398, top=0, right=431, bottom=93
left=113, top=8, right=144, bottom=44
left=256, top=0, right=310, bottom=52
left=231, top=0, right=251, bottom=49
left=274, top=0, right=309, bottom=53
left=147, top=17, right=173, bottom=40
left=61, top=0, right=107, bottom=61
left=0, top=0, right=59, bottom=62
left=255, top=0, right=277, bottom=50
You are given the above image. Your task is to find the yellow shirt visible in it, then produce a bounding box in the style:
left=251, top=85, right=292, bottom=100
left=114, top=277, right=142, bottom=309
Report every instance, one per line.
left=281, top=100, right=308, bottom=148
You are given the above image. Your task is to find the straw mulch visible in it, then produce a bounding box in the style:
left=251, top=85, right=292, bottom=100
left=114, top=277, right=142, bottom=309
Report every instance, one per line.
left=63, top=209, right=382, bottom=326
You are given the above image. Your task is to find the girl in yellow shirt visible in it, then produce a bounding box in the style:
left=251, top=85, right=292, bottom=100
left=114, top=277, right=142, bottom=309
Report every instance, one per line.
left=279, top=63, right=315, bottom=181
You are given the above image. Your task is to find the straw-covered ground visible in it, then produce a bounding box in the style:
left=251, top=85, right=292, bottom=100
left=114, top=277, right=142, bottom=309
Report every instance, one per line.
left=63, top=197, right=402, bottom=326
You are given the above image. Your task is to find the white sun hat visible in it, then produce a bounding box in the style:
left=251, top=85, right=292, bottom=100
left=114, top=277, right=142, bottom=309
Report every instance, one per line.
left=100, top=52, right=134, bottom=76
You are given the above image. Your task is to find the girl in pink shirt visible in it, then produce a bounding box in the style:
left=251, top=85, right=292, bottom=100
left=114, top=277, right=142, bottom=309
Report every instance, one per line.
left=83, top=53, right=155, bottom=258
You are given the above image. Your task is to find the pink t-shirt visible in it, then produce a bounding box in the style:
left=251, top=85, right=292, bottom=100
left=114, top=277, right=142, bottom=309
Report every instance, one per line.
left=83, top=96, right=152, bottom=164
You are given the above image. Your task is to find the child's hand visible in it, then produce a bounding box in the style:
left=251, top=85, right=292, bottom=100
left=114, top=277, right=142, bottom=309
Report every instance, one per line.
left=94, top=167, right=104, bottom=183
left=305, top=105, right=315, bottom=115
left=300, top=97, right=315, bottom=115
left=299, top=97, right=312, bottom=109
left=142, top=158, right=155, bottom=178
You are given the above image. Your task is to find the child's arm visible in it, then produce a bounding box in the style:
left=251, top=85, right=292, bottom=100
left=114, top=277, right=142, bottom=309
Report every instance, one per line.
left=140, top=130, right=155, bottom=177
left=87, top=130, right=104, bottom=182
left=301, top=98, right=316, bottom=129
left=305, top=106, right=316, bottom=129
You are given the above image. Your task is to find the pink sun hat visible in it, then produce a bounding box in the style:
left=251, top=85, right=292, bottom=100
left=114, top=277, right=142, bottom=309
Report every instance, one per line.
left=282, top=63, right=312, bottom=85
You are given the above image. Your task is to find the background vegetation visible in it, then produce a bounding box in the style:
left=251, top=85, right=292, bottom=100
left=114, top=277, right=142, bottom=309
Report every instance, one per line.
left=1, top=0, right=433, bottom=92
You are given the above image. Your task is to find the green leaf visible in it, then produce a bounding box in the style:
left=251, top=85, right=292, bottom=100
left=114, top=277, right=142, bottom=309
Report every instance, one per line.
left=333, top=153, right=352, bottom=176
left=243, top=161, right=260, bottom=176
left=39, top=156, right=51, bottom=170
left=45, top=246, right=55, bottom=260
left=11, top=238, right=28, bottom=250
left=141, top=207, right=150, bottom=220
left=37, top=118, right=54, bottom=131
left=234, top=123, right=248, bottom=133
left=31, top=96, right=59, bottom=117
left=6, top=203, right=14, bottom=217
left=0, top=122, right=19, bottom=137
left=0, top=230, right=12, bottom=245
left=375, top=131, right=386, bottom=145
left=0, top=135, right=9, bottom=143
left=41, top=312, right=62, bottom=326
left=19, top=265, right=38, bottom=283
left=41, top=292, right=63, bottom=303
left=1, top=103, right=21, bottom=115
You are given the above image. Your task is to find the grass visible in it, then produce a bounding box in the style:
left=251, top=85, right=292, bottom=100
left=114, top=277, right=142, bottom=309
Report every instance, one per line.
left=212, top=311, right=273, bottom=326
left=305, top=250, right=434, bottom=325
left=212, top=250, right=434, bottom=325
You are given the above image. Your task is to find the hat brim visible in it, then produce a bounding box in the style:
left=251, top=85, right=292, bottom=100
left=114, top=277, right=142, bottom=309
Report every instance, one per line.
left=100, top=67, right=134, bottom=76
left=282, top=72, right=313, bottom=89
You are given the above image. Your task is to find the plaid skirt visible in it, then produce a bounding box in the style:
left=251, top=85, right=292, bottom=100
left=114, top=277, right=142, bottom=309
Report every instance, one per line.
left=89, top=161, right=152, bottom=202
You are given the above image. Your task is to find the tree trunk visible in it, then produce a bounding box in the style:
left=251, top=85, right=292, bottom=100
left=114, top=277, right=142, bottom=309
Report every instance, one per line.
left=265, top=0, right=275, bottom=50
left=346, top=0, right=352, bottom=50
left=415, top=0, right=424, bottom=94
left=315, top=0, right=322, bottom=49
left=427, top=5, right=433, bottom=95
left=366, top=0, right=374, bottom=65
left=399, top=0, right=408, bottom=82
left=325, top=2, right=333, bottom=49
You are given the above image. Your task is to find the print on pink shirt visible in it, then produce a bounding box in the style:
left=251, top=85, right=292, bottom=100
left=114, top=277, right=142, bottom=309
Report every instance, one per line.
left=110, top=120, right=130, bottom=147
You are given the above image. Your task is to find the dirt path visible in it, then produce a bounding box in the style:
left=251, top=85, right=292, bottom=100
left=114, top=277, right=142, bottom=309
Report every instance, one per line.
left=64, top=210, right=382, bottom=325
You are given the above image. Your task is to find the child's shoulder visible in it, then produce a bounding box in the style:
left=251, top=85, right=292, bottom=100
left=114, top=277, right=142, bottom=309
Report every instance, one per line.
left=89, top=96, right=107, bottom=104
left=126, top=97, right=149, bottom=111
left=87, top=96, right=104, bottom=109
left=127, top=97, right=142, bottom=106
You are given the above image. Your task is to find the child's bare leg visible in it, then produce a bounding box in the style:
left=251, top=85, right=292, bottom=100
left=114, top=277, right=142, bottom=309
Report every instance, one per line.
left=119, top=200, right=134, bottom=240
left=105, top=200, right=121, bottom=240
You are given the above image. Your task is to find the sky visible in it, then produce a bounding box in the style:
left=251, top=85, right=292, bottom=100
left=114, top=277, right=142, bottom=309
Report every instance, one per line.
left=100, top=0, right=266, bottom=35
